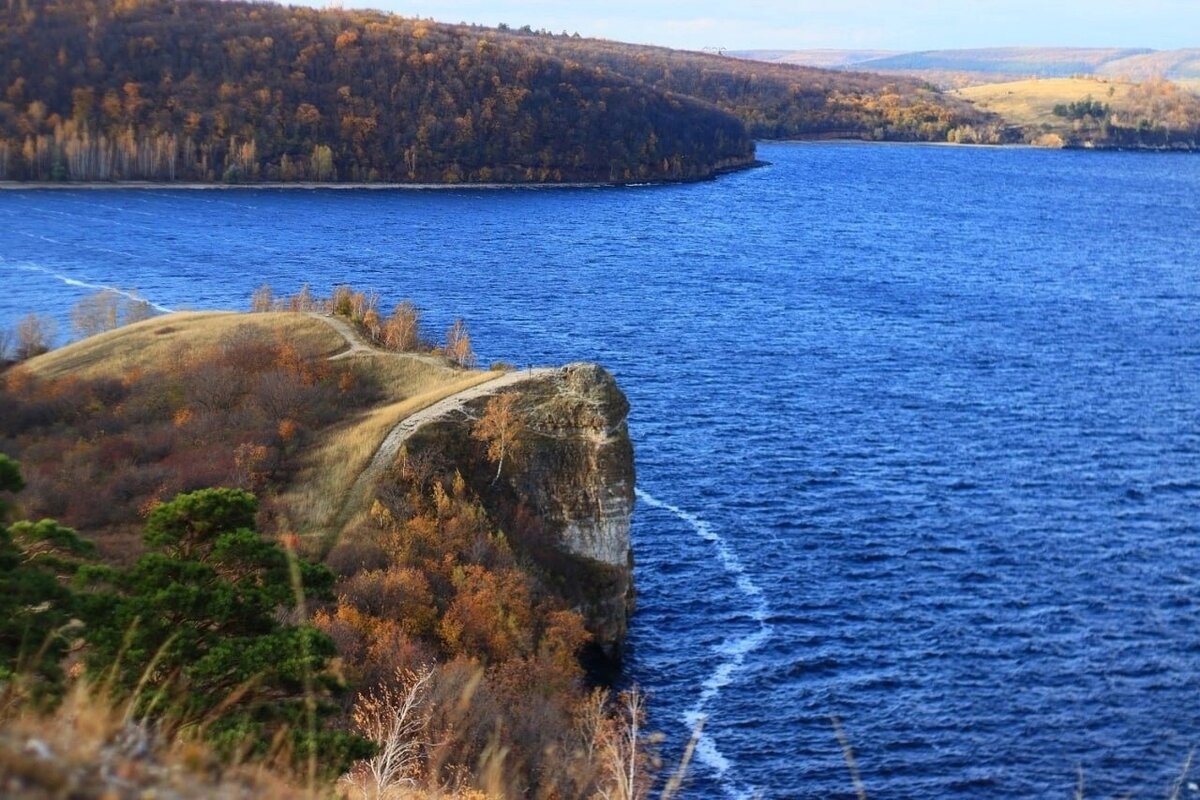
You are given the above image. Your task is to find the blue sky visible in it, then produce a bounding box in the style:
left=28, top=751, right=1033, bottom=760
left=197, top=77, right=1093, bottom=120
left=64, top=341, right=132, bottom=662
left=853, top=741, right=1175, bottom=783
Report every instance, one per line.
left=286, top=1, right=1199, bottom=51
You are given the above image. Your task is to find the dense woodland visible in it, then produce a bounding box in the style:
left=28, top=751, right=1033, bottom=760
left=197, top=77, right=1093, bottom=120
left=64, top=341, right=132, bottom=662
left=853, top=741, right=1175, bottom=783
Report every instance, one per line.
left=0, top=0, right=1003, bottom=185
left=516, top=33, right=1005, bottom=142
left=0, top=0, right=752, bottom=183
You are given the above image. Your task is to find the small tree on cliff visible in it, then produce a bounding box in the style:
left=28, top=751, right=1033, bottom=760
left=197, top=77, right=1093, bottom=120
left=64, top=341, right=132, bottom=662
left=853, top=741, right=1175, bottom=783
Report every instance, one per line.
left=472, top=392, right=527, bottom=485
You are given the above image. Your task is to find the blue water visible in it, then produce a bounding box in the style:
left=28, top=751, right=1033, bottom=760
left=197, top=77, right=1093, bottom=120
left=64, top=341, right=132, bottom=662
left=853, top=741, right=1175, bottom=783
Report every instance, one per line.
left=3, top=142, right=1200, bottom=798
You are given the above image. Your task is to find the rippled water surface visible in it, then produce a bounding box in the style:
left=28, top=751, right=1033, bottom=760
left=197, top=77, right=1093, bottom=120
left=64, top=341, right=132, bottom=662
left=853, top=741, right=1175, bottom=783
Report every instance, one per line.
left=3, top=142, right=1200, bottom=798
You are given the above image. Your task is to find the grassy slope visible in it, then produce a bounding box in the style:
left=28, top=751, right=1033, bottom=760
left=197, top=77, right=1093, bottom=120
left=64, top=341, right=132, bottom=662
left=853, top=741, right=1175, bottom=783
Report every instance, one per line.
left=953, top=77, right=1137, bottom=128
left=24, top=312, right=345, bottom=379
left=23, top=311, right=497, bottom=542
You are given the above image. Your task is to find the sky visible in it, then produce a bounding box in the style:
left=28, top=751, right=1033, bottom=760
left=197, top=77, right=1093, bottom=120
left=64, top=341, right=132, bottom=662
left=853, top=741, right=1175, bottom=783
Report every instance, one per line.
left=284, top=0, right=1200, bottom=51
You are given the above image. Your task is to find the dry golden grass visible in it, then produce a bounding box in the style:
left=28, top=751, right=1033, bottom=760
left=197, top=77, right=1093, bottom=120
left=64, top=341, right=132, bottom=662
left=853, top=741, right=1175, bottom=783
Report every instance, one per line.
left=0, top=682, right=308, bottom=799
left=954, top=77, right=1137, bottom=128
left=23, top=311, right=346, bottom=379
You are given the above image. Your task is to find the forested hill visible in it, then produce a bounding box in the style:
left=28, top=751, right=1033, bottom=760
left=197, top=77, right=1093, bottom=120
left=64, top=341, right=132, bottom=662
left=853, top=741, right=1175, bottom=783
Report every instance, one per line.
left=516, top=34, right=1004, bottom=142
left=0, top=0, right=754, bottom=184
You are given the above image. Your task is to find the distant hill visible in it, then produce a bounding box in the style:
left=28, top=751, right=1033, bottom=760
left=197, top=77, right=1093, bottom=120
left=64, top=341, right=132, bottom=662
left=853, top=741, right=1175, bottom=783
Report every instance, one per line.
left=729, top=49, right=901, bottom=69
left=732, top=47, right=1200, bottom=86
left=510, top=35, right=996, bottom=141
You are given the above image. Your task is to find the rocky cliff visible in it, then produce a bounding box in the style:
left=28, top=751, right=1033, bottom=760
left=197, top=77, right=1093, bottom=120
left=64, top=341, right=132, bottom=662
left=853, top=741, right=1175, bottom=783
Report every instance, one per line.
left=395, top=363, right=636, bottom=664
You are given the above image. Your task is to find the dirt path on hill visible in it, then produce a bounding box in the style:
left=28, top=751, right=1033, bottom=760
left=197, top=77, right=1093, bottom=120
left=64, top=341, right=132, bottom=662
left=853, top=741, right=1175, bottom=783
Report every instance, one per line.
left=358, top=366, right=557, bottom=485
left=307, top=311, right=557, bottom=532
left=306, top=311, right=443, bottom=366
left=332, top=367, right=556, bottom=532
left=308, top=312, right=376, bottom=359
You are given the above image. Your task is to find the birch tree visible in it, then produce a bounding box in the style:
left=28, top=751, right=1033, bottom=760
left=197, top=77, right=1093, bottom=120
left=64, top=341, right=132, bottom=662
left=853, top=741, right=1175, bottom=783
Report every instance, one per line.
left=472, top=392, right=526, bottom=485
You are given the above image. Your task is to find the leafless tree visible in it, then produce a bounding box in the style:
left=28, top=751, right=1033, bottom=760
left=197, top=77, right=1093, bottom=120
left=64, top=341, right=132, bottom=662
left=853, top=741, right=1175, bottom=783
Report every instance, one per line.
left=0, top=326, right=13, bottom=361
left=250, top=283, right=274, bottom=312
left=444, top=318, right=475, bottom=369
left=384, top=301, right=422, bottom=352
left=71, top=289, right=121, bottom=338
left=342, top=666, right=436, bottom=798
left=14, top=314, right=56, bottom=360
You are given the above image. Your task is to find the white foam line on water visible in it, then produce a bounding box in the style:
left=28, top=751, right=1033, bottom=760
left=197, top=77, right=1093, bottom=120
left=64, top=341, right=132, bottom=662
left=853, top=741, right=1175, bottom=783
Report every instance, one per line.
left=2, top=259, right=173, bottom=313
left=636, top=487, right=774, bottom=800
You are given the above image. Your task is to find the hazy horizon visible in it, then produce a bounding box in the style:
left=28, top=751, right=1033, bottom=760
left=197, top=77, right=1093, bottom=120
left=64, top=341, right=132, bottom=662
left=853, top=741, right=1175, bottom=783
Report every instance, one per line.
left=283, top=0, right=1198, bottom=52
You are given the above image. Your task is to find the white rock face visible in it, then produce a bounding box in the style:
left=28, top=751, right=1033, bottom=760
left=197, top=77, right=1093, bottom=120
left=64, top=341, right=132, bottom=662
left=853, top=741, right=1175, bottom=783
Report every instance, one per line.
left=560, top=476, right=634, bottom=567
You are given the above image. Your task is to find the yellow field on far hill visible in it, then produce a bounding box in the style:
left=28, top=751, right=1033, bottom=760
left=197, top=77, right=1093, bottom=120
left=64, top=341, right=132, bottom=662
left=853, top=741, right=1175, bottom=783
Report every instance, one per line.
left=954, top=77, right=1137, bottom=128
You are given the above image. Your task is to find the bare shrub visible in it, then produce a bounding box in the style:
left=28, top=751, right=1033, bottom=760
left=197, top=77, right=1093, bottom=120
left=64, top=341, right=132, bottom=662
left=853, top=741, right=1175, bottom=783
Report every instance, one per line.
left=444, top=318, right=475, bottom=369
left=325, top=534, right=390, bottom=577
left=183, top=363, right=246, bottom=413
left=218, top=324, right=279, bottom=372
left=342, top=667, right=435, bottom=798
left=71, top=289, right=121, bottom=338
left=251, top=368, right=312, bottom=422
left=250, top=282, right=274, bottom=312
left=15, top=314, right=56, bottom=360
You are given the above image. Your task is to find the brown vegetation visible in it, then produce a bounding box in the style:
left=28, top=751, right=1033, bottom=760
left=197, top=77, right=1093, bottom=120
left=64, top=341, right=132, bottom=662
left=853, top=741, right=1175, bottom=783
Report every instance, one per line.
left=1, top=315, right=381, bottom=562
left=318, top=456, right=650, bottom=797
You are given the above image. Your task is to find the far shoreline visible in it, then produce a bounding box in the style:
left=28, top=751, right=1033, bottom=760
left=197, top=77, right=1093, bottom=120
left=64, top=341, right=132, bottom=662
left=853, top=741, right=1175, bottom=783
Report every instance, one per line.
left=771, top=137, right=1200, bottom=154
left=0, top=159, right=767, bottom=192
left=0, top=179, right=627, bottom=192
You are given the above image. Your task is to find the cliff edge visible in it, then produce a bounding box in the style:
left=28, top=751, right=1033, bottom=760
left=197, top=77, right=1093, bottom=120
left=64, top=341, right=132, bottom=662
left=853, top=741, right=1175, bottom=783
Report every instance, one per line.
left=392, top=363, right=636, bottom=664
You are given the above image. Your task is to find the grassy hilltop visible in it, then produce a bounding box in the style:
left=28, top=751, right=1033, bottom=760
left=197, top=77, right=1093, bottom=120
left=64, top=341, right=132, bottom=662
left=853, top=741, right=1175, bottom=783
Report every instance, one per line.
left=16, top=309, right=500, bottom=552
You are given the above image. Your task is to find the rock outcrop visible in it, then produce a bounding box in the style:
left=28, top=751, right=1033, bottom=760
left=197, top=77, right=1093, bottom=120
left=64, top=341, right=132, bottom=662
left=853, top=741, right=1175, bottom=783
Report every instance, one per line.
left=394, top=363, right=635, bottom=663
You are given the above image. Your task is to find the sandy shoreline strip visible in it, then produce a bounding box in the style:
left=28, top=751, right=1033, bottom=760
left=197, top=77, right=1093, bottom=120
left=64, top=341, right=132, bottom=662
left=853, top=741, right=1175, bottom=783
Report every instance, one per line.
left=0, top=180, right=621, bottom=191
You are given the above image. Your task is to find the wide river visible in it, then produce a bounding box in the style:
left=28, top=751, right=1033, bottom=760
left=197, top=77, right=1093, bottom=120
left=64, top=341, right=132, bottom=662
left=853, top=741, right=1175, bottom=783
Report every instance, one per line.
left=2, top=142, right=1200, bottom=798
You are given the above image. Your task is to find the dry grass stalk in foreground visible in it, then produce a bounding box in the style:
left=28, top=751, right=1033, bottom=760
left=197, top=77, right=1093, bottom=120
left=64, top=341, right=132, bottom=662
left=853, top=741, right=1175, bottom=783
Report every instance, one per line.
left=0, top=681, right=306, bottom=799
